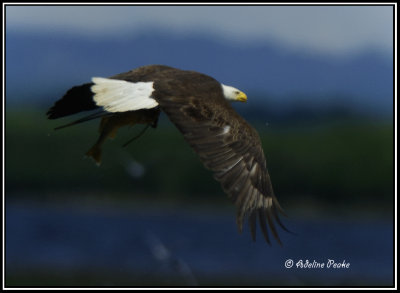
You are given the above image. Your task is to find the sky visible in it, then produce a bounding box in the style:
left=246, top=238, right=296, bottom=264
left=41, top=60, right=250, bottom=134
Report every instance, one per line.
left=5, top=4, right=394, bottom=57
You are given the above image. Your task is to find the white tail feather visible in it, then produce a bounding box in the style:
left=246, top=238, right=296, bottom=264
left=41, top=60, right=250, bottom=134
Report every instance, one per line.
left=91, top=77, right=158, bottom=112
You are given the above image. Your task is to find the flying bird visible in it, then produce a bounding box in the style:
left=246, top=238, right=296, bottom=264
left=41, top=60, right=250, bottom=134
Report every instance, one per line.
left=47, top=65, right=288, bottom=244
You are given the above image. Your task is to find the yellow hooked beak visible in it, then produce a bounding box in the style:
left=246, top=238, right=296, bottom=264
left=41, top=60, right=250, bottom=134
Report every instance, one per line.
left=236, top=91, right=247, bottom=102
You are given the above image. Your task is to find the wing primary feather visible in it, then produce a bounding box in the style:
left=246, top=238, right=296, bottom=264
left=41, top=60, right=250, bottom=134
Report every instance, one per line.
left=249, top=211, right=257, bottom=242
left=235, top=181, right=253, bottom=232
left=266, top=207, right=283, bottom=246
left=234, top=175, right=253, bottom=208
left=272, top=206, right=294, bottom=234
left=258, top=209, right=271, bottom=245
left=272, top=197, right=288, bottom=217
left=240, top=185, right=257, bottom=220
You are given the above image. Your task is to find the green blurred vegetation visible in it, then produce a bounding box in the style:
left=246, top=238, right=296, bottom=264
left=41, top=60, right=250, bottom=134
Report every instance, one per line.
left=5, top=108, right=393, bottom=212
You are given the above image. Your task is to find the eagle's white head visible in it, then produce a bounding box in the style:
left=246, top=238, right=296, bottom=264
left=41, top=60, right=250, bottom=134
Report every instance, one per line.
left=221, top=84, right=247, bottom=102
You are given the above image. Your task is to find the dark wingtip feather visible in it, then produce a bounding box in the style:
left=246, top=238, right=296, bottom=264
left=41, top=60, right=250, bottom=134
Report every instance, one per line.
left=272, top=196, right=289, bottom=218
left=236, top=211, right=244, bottom=235
left=249, top=211, right=257, bottom=242
left=258, top=209, right=271, bottom=245
left=268, top=203, right=298, bottom=239
left=265, top=207, right=283, bottom=247
left=272, top=206, right=294, bottom=235
left=237, top=200, right=290, bottom=245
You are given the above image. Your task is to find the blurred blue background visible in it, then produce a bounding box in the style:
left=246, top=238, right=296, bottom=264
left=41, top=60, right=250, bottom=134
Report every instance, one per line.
left=5, top=5, right=394, bottom=287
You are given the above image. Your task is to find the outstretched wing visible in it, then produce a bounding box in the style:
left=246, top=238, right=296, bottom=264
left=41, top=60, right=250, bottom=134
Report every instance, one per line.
left=152, top=78, right=288, bottom=244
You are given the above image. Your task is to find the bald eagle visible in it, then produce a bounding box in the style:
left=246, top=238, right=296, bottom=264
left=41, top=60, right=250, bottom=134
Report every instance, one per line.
left=47, top=65, right=288, bottom=244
